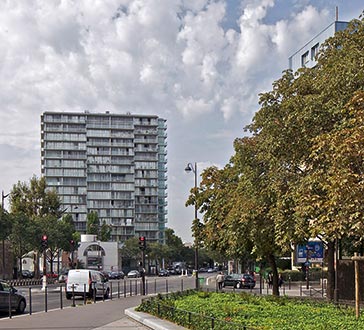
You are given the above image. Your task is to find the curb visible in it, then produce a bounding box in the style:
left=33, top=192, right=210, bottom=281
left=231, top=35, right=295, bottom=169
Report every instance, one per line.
left=125, top=307, right=187, bottom=330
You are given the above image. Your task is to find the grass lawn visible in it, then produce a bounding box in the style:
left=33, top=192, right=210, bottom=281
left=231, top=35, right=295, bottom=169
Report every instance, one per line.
left=137, top=290, right=364, bottom=329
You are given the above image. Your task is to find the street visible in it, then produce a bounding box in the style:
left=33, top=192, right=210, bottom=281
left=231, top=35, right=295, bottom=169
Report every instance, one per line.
left=0, top=275, right=196, bottom=318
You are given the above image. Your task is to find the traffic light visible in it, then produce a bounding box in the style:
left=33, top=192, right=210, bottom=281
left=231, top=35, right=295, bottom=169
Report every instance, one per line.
left=139, top=236, right=146, bottom=250
left=41, top=235, right=48, bottom=250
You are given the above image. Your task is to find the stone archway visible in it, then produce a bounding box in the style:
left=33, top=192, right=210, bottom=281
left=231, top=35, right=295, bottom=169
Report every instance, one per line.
left=83, top=244, right=106, bottom=271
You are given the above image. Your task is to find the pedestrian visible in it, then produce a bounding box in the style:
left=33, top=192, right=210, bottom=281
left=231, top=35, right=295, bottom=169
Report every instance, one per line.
left=216, top=272, right=224, bottom=290
left=268, top=272, right=273, bottom=288
left=278, top=273, right=284, bottom=288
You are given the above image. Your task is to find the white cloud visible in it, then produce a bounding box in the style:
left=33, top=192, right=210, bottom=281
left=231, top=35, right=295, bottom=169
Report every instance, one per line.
left=0, top=0, right=359, bottom=241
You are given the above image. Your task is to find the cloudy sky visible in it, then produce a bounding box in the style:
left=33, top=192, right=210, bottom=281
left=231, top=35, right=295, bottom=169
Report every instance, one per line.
left=0, top=0, right=362, bottom=242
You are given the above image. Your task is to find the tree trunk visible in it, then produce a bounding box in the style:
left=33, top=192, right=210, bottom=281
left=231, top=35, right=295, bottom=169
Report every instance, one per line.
left=267, top=253, right=280, bottom=296
left=326, top=241, right=335, bottom=301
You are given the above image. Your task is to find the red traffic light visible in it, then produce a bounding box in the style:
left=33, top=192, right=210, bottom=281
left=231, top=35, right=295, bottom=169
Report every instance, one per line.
left=42, top=235, right=48, bottom=241
left=139, top=236, right=146, bottom=250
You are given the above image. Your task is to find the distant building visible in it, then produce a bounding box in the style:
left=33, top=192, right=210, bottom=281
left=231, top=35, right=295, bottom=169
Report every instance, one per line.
left=41, top=111, right=168, bottom=246
left=289, top=20, right=348, bottom=72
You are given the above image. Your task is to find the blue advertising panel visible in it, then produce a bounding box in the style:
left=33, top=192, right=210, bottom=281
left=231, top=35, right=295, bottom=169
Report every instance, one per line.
left=296, top=241, right=324, bottom=263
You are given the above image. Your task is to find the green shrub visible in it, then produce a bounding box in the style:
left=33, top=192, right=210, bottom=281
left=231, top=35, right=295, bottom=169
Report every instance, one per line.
left=137, top=291, right=364, bottom=330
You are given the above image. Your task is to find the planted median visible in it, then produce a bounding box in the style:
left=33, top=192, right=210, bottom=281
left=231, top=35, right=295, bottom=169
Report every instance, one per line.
left=137, top=290, right=364, bottom=329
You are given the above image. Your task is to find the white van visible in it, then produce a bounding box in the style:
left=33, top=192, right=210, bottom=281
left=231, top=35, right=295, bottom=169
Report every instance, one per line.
left=65, top=269, right=110, bottom=300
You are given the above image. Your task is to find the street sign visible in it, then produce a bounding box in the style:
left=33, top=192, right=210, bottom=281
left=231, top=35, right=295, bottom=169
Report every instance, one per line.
left=296, top=241, right=324, bottom=263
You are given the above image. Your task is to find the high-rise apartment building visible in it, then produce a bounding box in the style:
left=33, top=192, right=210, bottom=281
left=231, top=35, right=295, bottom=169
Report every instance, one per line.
left=41, top=111, right=167, bottom=245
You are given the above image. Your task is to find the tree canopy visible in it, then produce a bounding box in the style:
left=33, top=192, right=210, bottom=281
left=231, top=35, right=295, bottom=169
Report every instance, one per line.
left=188, top=17, right=364, bottom=297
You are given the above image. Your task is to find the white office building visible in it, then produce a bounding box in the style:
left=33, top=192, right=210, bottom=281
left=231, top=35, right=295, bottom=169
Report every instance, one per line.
left=289, top=20, right=348, bottom=72
left=41, top=111, right=167, bottom=245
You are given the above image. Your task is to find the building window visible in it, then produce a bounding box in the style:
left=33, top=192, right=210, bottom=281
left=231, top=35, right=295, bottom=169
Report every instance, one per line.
left=311, top=43, right=319, bottom=61
left=301, top=51, right=309, bottom=67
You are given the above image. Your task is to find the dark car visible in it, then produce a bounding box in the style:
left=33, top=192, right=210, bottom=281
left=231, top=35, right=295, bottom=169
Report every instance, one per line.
left=0, top=280, right=26, bottom=314
left=108, top=271, right=125, bottom=280
left=158, top=269, right=169, bottom=277
left=223, top=273, right=256, bottom=289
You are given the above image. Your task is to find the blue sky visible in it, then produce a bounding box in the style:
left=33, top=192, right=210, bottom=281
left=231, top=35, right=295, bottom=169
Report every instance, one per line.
left=0, top=0, right=363, bottom=242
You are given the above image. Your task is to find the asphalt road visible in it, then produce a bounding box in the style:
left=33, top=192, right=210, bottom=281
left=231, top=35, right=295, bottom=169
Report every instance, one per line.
left=1, top=276, right=193, bottom=317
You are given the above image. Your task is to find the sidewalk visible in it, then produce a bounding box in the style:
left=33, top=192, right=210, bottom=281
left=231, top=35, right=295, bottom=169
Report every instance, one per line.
left=0, top=295, right=152, bottom=330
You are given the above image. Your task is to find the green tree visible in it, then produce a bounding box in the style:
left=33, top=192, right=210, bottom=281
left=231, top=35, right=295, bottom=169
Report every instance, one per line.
left=246, top=17, right=364, bottom=299
left=100, top=220, right=111, bottom=241
left=86, top=211, right=100, bottom=237
left=8, top=176, right=63, bottom=277
left=9, top=213, right=39, bottom=277
left=9, top=176, right=62, bottom=218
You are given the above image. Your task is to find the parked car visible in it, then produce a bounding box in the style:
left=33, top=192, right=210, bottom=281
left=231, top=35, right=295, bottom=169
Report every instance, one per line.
left=167, top=268, right=176, bottom=275
left=127, top=270, right=140, bottom=278
left=0, top=280, right=26, bottom=314
left=21, top=270, right=34, bottom=279
left=65, top=269, right=110, bottom=300
left=223, top=273, right=256, bottom=289
left=58, top=269, right=69, bottom=283
left=108, top=271, right=125, bottom=280
left=46, top=272, right=59, bottom=279
left=158, top=269, right=169, bottom=277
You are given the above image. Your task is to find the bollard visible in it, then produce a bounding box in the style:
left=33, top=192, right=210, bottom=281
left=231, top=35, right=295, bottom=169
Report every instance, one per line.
left=8, top=290, right=12, bottom=319
left=102, top=283, right=105, bottom=302
left=45, top=286, right=48, bottom=313
left=84, top=284, right=87, bottom=305
left=118, top=281, right=120, bottom=299
left=181, top=278, right=184, bottom=292
left=154, top=279, right=157, bottom=294
left=110, top=282, right=113, bottom=300
left=72, top=284, right=76, bottom=307
left=29, top=287, right=32, bottom=315
left=166, top=279, right=168, bottom=293
left=60, top=285, right=63, bottom=309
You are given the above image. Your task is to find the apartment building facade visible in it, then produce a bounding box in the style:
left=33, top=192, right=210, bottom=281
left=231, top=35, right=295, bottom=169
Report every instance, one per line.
left=288, top=20, right=348, bottom=72
left=41, top=111, right=167, bottom=245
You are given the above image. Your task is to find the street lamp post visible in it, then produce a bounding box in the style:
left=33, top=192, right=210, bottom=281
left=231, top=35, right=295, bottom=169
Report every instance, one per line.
left=185, top=162, right=199, bottom=290
left=1, top=191, right=9, bottom=279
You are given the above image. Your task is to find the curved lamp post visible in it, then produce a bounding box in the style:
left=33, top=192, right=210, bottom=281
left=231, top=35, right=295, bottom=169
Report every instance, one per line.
left=185, top=162, right=199, bottom=290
